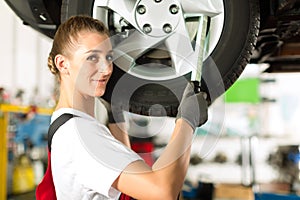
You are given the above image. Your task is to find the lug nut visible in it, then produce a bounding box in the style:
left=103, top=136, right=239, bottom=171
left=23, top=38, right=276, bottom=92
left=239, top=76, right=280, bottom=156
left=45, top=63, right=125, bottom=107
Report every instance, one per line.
left=163, top=24, right=172, bottom=33
left=143, top=24, right=152, bottom=34
left=137, top=5, right=146, bottom=15
left=154, top=0, right=162, bottom=3
left=170, top=4, right=179, bottom=14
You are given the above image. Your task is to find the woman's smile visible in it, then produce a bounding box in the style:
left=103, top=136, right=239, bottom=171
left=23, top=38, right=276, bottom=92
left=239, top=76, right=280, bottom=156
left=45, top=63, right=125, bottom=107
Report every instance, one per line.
left=92, top=78, right=108, bottom=86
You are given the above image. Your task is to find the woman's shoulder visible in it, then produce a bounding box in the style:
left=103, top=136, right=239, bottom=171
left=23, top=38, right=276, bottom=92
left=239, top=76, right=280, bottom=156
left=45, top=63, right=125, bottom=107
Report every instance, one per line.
left=51, top=108, right=109, bottom=135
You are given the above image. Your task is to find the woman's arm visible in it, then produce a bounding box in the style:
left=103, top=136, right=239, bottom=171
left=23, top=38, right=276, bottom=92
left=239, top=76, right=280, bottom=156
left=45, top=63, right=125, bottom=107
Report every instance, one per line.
left=99, top=98, right=131, bottom=147
left=108, top=123, right=131, bottom=148
left=113, top=83, right=208, bottom=200
left=113, top=119, right=193, bottom=200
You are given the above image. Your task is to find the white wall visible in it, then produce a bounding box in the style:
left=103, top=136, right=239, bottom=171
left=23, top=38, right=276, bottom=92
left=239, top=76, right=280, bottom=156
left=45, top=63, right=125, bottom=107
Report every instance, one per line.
left=0, top=1, right=54, bottom=105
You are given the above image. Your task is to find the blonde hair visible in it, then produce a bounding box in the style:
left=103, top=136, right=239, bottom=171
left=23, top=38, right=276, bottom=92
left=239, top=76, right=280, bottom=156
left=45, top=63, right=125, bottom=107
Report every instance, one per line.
left=48, top=15, right=110, bottom=80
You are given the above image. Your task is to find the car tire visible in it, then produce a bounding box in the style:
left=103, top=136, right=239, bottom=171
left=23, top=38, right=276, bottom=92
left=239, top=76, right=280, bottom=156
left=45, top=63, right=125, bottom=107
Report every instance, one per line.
left=60, top=0, right=260, bottom=117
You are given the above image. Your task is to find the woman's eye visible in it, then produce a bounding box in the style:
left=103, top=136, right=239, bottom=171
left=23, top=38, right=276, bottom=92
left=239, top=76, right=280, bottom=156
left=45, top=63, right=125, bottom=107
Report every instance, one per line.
left=106, top=54, right=113, bottom=62
left=87, top=54, right=99, bottom=62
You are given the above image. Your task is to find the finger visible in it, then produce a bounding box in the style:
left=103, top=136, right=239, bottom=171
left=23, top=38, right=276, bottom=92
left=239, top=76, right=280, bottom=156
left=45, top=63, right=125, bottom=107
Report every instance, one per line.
left=182, top=82, right=195, bottom=98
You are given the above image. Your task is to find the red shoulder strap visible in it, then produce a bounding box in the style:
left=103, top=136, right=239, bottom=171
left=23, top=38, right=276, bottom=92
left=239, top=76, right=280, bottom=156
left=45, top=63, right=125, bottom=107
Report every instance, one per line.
left=35, top=150, right=57, bottom=200
left=119, top=193, right=134, bottom=200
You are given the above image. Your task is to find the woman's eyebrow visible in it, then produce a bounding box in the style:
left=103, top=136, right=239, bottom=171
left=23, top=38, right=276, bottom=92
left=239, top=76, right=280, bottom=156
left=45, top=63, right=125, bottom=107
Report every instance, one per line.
left=85, top=49, right=113, bottom=54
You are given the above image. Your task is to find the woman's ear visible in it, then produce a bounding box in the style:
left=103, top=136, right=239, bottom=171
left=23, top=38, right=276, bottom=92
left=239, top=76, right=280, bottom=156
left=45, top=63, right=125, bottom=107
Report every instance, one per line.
left=54, top=54, right=70, bottom=75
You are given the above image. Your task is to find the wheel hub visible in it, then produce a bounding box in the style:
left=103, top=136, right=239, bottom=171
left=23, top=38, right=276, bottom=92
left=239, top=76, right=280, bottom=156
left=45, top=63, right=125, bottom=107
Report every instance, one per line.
left=135, top=0, right=182, bottom=37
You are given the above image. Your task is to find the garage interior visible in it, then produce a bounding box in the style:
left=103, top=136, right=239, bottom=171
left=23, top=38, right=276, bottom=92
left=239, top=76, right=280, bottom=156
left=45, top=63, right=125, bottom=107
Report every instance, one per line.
left=1, top=0, right=300, bottom=200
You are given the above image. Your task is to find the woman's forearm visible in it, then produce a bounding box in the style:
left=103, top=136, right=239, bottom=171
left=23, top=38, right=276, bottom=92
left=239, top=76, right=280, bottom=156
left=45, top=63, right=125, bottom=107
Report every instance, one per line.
left=152, top=119, right=194, bottom=196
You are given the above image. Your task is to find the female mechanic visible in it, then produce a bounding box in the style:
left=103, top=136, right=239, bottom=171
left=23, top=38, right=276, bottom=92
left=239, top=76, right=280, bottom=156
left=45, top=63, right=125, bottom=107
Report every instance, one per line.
left=45, top=15, right=208, bottom=200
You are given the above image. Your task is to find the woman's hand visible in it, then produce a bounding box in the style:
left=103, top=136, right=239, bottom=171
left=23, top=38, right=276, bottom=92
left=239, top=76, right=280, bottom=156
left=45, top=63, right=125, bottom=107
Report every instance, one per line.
left=176, top=82, right=208, bottom=130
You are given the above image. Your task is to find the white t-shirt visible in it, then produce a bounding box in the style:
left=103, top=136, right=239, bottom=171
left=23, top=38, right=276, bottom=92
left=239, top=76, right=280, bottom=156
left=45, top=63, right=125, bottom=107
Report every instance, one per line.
left=51, top=108, right=142, bottom=200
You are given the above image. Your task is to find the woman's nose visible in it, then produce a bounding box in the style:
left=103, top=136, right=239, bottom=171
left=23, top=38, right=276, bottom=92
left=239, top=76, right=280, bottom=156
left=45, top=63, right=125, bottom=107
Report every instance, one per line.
left=96, top=61, right=112, bottom=73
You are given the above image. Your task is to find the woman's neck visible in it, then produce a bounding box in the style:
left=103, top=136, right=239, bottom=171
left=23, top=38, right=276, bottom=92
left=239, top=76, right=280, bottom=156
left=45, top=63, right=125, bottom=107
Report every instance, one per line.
left=55, top=86, right=95, bottom=117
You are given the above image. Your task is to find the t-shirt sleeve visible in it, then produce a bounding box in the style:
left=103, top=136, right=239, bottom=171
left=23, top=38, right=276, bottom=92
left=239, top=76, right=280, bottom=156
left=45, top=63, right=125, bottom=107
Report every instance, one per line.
left=73, top=118, right=143, bottom=198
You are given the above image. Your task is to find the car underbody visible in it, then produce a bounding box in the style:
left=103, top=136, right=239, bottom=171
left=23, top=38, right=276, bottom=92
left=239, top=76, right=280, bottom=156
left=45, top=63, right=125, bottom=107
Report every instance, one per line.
left=252, top=0, right=300, bottom=73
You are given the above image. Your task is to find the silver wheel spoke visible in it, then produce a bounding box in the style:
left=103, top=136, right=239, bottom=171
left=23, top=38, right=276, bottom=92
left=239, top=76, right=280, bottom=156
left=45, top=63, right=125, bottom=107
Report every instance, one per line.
left=114, top=30, right=168, bottom=72
left=93, top=0, right=139, bottom=29
left=165, top=18, right=196, bottom=75
left=179, top=0, right=222, bottom=17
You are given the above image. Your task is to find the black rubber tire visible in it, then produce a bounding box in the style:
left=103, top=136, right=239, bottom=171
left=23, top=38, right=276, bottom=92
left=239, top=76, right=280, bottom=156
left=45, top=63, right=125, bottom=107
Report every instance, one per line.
left=60, top=0, right=260, bottom=117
